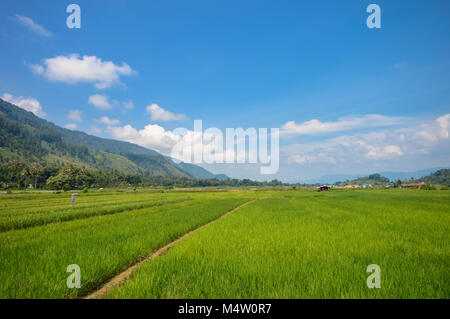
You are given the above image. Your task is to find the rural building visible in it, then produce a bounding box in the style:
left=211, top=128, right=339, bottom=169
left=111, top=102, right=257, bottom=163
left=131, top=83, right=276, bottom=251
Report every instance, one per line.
left=318, top=185, right=329, bottom=192
left=344, top=184, right=362, bottom=189
left=401, top=182, right=425, bottom=188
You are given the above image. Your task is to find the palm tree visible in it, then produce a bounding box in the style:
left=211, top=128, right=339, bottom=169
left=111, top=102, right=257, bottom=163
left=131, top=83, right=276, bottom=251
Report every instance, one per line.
left=29, top=163, right=42, bottom=189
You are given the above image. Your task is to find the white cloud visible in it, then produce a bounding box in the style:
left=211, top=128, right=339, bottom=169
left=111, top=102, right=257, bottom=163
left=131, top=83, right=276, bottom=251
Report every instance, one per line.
left=437, top=114, right=450, bottom=139
left=65, top=123, right=77, bottom=130
left=366, top=145, right=404, bottom=159
left=280, top=114, right=405, bottom=136
left=288, top=154, right=336, bottom=165
left=106, top=124, right=181, bottom=153
left=29, top=54, right=136, bottom=89
left=1, top=93, right=46, bottom=117
left=105, top=122, right=248, bottom=163
left=146, top=104, right=188, bottom=121
left=96, top=116, right=120, bottom=125
left=122, top=100, right=134, bottom=110
left=15, top=14, right=53, bottom=37
left=415, top=114, right=450, bottom=143
left=103, top=114, right=450, bottom=177
left=88, top=94, right=112, bottom=110
left=282, top=114, right=450, bottom=166
left=68, top=110, right=82, bottom=122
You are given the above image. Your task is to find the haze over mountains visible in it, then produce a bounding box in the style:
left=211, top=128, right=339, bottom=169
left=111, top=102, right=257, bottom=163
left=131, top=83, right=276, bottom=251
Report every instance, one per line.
left=295, top=167, right=448, bottom=184
left=0, top=99, right=223, bottom=179
left=2, top=98, right=448, bottom=184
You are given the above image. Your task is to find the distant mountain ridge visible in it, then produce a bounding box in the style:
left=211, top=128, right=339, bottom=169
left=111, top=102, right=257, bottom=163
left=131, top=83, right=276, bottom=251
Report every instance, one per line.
left=292, top=167, right=448, bottom=184
left=214, top=174, right=228, bottom=181
left=0, top=98, right=221, bottom=179
left=165, top=158, right=229, bottom=180
left=377, top=168, right=446, bottom=181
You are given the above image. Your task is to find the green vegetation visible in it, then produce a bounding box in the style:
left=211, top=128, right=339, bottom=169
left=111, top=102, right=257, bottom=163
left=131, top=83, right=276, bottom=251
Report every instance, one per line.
left=0, top=99, right=214, bottom=178
left=0, top=192, right=191, bottom=232
left=1, top=188, right=448, bottom=299
left=0, top=161, right=284, bottom=191
left=420, top=169, right=450, bottom=186
left=0, top=191, right=253, bottom=298
left=335, top=174, right=390, bottom=187
left=334, top=170, right=450, bottom=188
left=108, top=189, right=450, bottom=299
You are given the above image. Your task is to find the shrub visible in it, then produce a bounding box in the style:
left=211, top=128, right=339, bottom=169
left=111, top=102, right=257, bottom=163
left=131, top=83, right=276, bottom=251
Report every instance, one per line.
left=421, top=184, right=437, bottom=190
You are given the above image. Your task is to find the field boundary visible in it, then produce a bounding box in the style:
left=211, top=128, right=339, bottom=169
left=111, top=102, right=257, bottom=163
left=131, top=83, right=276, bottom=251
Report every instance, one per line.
left=0, top=198, right=193, bottom=233
left=84, top=198, right=257, bottom=299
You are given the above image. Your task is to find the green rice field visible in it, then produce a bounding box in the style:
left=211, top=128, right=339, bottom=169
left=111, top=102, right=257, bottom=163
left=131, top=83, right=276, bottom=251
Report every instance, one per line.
left=0, top=189, right=448, bottom=299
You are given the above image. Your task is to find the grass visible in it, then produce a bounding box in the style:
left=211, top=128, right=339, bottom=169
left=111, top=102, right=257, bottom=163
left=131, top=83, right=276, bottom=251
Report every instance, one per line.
left=0, top=191, right=254, bottom=298
left=0, top=192, right=192, bottom=231
left=0, top=188, right=448, bottom=299
left=107, top=189, right=450, bottom=299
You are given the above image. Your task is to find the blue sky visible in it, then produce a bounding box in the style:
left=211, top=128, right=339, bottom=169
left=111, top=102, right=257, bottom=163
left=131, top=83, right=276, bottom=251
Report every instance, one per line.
left=0, top=0, right=449, bottom=181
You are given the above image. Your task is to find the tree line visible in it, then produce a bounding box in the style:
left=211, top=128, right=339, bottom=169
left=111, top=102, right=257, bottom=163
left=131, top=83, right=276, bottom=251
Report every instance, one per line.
left=0, top=161, right=285, bottom=190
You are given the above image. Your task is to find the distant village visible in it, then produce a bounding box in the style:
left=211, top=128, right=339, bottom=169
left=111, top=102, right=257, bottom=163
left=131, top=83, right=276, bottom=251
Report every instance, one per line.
left=321, top=181, right=426, bottom=190
left=311, top=170, right=450, bottom=192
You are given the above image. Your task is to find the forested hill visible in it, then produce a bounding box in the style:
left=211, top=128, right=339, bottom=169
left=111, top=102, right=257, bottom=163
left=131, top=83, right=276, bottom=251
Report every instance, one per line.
left=335, top=174, right=391, bottom=186
left=0, top=98, right=216, bottom=178
left=334, top=170, right=450, bottom=186
left=419, top=169, right=450, bottom=185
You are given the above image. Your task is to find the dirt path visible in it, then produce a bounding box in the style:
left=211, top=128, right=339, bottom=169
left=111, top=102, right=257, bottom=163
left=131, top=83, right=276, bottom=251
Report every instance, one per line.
left=85, top=199, right=257, bottom=299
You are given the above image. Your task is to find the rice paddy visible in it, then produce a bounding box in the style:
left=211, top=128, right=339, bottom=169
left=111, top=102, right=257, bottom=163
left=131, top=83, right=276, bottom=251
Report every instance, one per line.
left=0, top=188, right=448, bottom=299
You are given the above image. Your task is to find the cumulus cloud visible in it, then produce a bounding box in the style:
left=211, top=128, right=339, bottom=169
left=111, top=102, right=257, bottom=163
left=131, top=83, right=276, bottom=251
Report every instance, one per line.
left=96, top=116, right=120, bottom=125
left=282, top=114, right=450, bottom=166
left=366, top=145, right=404, bottom=159
left=88, top=94, right=112, bottom=110
left=105, top=122, right=251, bottom=164
left=106, top=124, right=182, bottom=153
left=15, top=14, right=53, bottom=37
left=29, top=54, right=136, bottom=89
left=1, top=93, right=46, bottom=117
left=68, top=110, right=82, bottom=122
left=288, top=154, right=336, bottom=165
left=65, top=123, right=77, bottom=130
left=146, top=104, right=188, bottom=121
left=437, top=114, right=450, bottom=139
left=280, top=114, right=405, bottom=136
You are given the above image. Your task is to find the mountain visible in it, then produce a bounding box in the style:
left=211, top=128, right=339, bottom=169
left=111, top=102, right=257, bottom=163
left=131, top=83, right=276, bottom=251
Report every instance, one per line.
left=418, top=169, right=450, bottom=185
left=175, top=162, right=216, bottom=179
left=215, top=174, right=229, bottom=181
left=165, top=158, right=229, bottom=180
left=295, top=167, right=448, bottom=184
left=0, top=98, right=215, bottom=178
left=296, top=174, right=362, bottom=184
left=377, top=168, right=446, bottom=181
left=335, top=174, right=390, bottom=186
